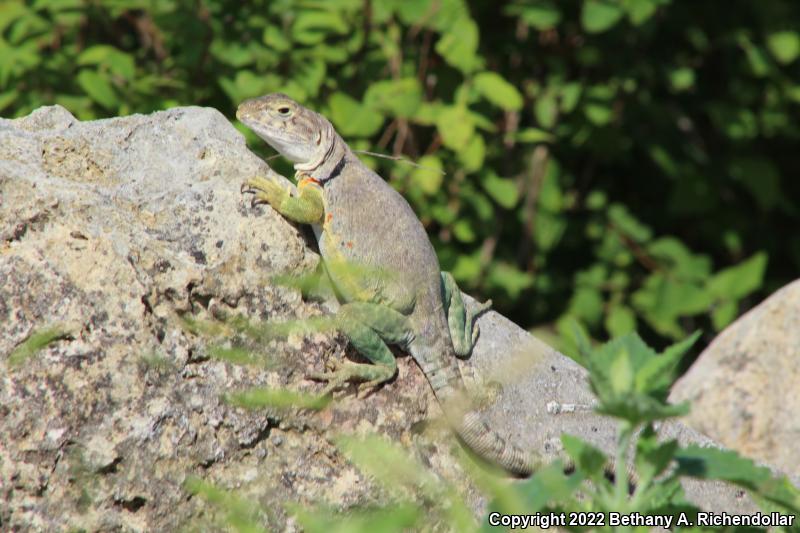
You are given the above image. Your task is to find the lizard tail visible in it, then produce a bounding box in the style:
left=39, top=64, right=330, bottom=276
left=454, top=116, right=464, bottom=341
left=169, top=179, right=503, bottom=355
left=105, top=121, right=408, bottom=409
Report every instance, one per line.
left=409, top=336, right=540, bottom=477
left=453, top=409, right=540, bottom=476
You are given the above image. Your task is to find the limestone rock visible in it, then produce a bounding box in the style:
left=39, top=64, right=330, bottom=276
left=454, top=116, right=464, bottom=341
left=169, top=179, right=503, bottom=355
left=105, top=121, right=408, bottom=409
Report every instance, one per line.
left=0, top=105, right=796, bottom=531
left=670, top=279, right=800, bottom=477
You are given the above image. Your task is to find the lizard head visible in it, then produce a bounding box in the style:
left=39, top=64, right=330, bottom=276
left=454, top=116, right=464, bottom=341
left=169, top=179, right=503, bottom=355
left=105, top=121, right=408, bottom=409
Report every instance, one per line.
left=236, top=93, right=339, bottom=172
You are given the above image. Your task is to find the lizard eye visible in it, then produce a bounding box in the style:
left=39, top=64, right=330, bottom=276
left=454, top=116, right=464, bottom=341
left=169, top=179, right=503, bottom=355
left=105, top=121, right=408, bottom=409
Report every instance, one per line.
left=277, top=106, right=292, bottom=116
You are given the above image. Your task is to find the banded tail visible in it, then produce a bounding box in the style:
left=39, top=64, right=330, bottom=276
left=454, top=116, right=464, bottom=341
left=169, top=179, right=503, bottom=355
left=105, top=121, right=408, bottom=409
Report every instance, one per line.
left=408, top=335, right=539, bottom=477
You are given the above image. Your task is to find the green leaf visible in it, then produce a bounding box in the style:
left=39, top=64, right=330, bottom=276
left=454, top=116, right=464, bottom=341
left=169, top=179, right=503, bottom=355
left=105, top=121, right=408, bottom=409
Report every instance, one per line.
left=676, top=446, right=800, bottom=512
left=767, top=31, right=800, bottom=65
left=623, top=0, right=659, bottom=25
left=584, top=102, right=613, bottom=125
left=453, top=219, right=476, bottom=243
left=9, top=327, right=70, bottom=368
left=647, top=237, right=711, bottom=281
left=76, top=69, right=118, bottom=109
left=77, top=45, right=135, bottom=80
left=473, top=71, right=523, bottom=111
left=451, top=252, right=481, bottom=282
left=669, top=67, right=695, bottom=92
left=608, top=204, right=652, bottom=242
left=436, top=105, right=474, bottom=151
left=435, top=18, right=480, bottom=73
left=711, top=300, right=738, bottom=331
left=744, top=42, right=770, bottom=77
left=559, top=82, right=582, bottom=112
left=562, top=434, right=608, bottom=479
left=505, top=0, right=561, bottom=30
left=487, top=262, right=533, bottom=298
left=328, top=92, right=384, bottom=137
left=512, top=461, right=582, bottom=512
left=582, top=0, right=624, bottom=34
left=458, top=133, right=485, bottom=172
left=262, top=25, right=290, bottom=52
left=605, top=304, right=636, bottom=337
left=568, top=286, right=604, bottom=325
left=707, top=252, right=768, bottom=300
left=728, top=156, right=781, bottom=210
left=292, top=10, right=349, bottom=45
left=534, top=91, right=557, bottom=129
left=224, top=387, right=330, bottom=410
left=534, top=211, right=567, bottom=251
left=364, top=77, right=422, bottom=118
left=481, top=172, right=518, bottom=209
left=410, top=155, right=444, bottom=195
left=0, top=89, right=17, bottom=113
left=636, top=427, right=678, bottom=482
left=516, top=128, right=554, bottom=143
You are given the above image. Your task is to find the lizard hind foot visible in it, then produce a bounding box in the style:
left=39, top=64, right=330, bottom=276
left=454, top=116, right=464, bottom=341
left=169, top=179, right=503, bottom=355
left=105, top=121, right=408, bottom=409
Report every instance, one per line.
left=307, top=360, right=395, bottom=399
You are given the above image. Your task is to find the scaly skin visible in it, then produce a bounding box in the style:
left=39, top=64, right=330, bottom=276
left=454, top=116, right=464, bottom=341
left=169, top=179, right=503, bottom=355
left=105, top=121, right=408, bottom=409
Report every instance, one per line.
left=237, top=93, right=538, bottom=476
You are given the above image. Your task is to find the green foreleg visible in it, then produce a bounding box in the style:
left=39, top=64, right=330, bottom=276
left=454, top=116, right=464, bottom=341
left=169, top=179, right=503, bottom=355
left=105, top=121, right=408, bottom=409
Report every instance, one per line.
left=243, top=175, right=324, bottom=224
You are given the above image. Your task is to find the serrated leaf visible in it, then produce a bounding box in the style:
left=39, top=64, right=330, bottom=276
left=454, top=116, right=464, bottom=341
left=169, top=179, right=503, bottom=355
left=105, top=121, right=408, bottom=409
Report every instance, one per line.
left=473, top=71, right=523, bottom=111
left=582, top=0, right=624, bottom=34
left=636, top=330, right=699, bottom=395
left=676, top=446, right=800, bottom=512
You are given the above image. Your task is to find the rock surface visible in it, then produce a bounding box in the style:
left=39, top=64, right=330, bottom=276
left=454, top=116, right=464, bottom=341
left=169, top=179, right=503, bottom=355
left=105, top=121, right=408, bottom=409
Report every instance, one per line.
left=0, top=105, right=796, bottom=531
left=671, top=279, right=800, bottom=477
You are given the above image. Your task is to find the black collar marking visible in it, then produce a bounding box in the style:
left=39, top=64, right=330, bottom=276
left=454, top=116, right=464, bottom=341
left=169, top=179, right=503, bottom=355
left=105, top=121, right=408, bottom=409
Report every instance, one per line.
left=322, top=155, right=346, bottom=184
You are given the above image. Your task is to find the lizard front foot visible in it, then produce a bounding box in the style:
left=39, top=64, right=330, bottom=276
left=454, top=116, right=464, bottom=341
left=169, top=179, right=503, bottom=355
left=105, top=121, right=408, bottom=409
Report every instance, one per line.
left=241, top=175, right=290, bottom=208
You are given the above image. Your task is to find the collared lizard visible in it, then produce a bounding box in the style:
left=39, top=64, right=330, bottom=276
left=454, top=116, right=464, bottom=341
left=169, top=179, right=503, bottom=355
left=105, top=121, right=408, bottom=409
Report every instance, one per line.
left=237, top=93, right=538, bottom=476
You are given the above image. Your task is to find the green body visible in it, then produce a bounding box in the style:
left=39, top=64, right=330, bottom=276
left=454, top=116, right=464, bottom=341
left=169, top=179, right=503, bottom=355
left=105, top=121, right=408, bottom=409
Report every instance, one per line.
left=237, top=94, right=535, bottom=475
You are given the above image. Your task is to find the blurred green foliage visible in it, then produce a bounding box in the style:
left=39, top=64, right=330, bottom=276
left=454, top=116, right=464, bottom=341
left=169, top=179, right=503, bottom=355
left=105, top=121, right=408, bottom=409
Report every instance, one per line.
left=188, top=330, right=800, bottom=531
left=4, top=0, right=799, bottom=352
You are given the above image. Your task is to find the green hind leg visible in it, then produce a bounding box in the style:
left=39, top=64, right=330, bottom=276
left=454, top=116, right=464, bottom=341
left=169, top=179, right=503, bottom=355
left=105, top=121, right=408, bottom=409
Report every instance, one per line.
left=309, top=302, right=413, bottom=396
left=441, top=272, right=492, bottom=358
